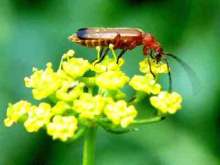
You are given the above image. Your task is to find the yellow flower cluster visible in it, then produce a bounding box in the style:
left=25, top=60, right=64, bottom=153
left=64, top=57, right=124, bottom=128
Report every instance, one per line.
left=24, top=50, right=89, bottom=101
left=24, top=103, right=51, bottom=132
left=96, top=70, right=129, bottom=90
left=4, top=48, right=183, bottom=142
left=62, top=58, right=90, bottom=79
left=47, top=115, right=78, bottom=142
left=129, top=58, right=170, bottom=96
left=139, top=58, right=169, bottom=74
left=104, top=100, right=137, bottom=128
left=129, top=74, right=161, bottom=94
left=4, top=100, right=31, bottom=127
left=24, top=63, right=62, bottom=100
left=150, top=91, right=182, bottom=114
left=56, top=81, right=85, bottom=102
left=129, top=57, right=183, bottom=116
left=73, top=93, right=107, bottom=120
left=91, top=56, right=124, bottom=73
left=4, top=100, right=78, bottom=141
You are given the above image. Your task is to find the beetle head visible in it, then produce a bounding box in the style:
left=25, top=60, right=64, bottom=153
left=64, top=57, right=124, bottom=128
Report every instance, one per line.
left=142, top=33, right=164, bottom=59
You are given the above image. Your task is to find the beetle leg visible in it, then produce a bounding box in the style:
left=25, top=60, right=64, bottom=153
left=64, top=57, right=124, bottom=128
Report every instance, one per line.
left=147, top=57, right=155, bottom=77
left=149, top=49, right=154, bottom=58
left=99, top=47, right=104, bottom=59
left=117, top=49, right=127, bottom=64
left=94, top=47, right=110, bottom=65
left=92, top=47, right=104, bottom=63
left=116, top=40, right=136, bottom=64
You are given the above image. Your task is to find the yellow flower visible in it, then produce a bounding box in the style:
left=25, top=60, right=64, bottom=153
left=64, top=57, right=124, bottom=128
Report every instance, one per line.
left=56, top=81, right=85, bottom=101
left=150, top=91, right=182, bottom=114
left=4, top=100, right=31, bottom=127
left=51, top=101, right=71, bottom=115
left=62, top=49, right=75, bottom=60
left=62, top=57, right=90, bottom=79
left=139, top=58, right=169, bottom=74
left=24, top=63, right=61, bottom=100
left=24, top=103, right=51, bottom=132
left=129, top=74, right=161, bottom=94
left=104, top=100, right=137, bottom=128
left=47, top=115, right=78, bottom=142
left=73, top=93, right=106, bottom=120
left=96, top=71, right=129, bottom=90
left=91, top=56, right=124, bottom=73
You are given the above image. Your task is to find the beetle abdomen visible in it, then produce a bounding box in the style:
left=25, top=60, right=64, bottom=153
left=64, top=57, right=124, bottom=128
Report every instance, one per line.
left=69, top=34, right=113, bottom=47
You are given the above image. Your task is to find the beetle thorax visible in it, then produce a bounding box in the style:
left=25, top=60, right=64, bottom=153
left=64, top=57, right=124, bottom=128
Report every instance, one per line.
left=143, top=33, right=159, bottom=48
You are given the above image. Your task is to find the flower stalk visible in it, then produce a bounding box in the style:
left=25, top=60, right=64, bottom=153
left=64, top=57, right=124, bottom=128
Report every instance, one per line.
left=83, top=127, right=97, bottom=165
left=133, top=116, right=165, bottom=125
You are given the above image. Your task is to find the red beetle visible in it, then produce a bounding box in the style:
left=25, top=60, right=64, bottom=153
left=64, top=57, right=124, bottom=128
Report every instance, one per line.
left=69, top=28, right=164, bottom=63
left=69, top=27, right=196, bottom=92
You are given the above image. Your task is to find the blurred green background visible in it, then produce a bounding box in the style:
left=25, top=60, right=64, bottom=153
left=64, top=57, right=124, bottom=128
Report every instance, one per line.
left=0, top=0, right=220, bottom=164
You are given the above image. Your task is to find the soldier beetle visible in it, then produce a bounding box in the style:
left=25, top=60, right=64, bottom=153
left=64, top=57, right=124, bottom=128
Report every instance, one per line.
left=69, top=27, right=196, bottom=92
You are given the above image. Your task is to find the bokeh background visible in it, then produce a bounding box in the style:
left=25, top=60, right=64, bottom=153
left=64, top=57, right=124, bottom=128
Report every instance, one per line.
left=0, top=0, right=220, bottom=164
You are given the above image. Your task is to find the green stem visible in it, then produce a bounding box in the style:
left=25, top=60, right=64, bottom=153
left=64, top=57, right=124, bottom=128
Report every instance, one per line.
left=82, top=127, right=97, bottom=165
left=132, top=116, right=165, bottom=125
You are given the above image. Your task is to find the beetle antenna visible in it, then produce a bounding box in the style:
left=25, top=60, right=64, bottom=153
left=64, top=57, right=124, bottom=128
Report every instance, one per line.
left=165, top=53, right=200, bottom=93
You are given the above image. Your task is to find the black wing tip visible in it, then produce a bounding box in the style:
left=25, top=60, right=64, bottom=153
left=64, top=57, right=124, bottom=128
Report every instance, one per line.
left=77, top=28, right=88, bottom=32
left=76, top=28, right=88, bottom=38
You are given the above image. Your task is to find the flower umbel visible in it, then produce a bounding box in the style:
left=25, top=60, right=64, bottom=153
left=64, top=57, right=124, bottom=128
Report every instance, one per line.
left=4, top=48, right=183, bottom=142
